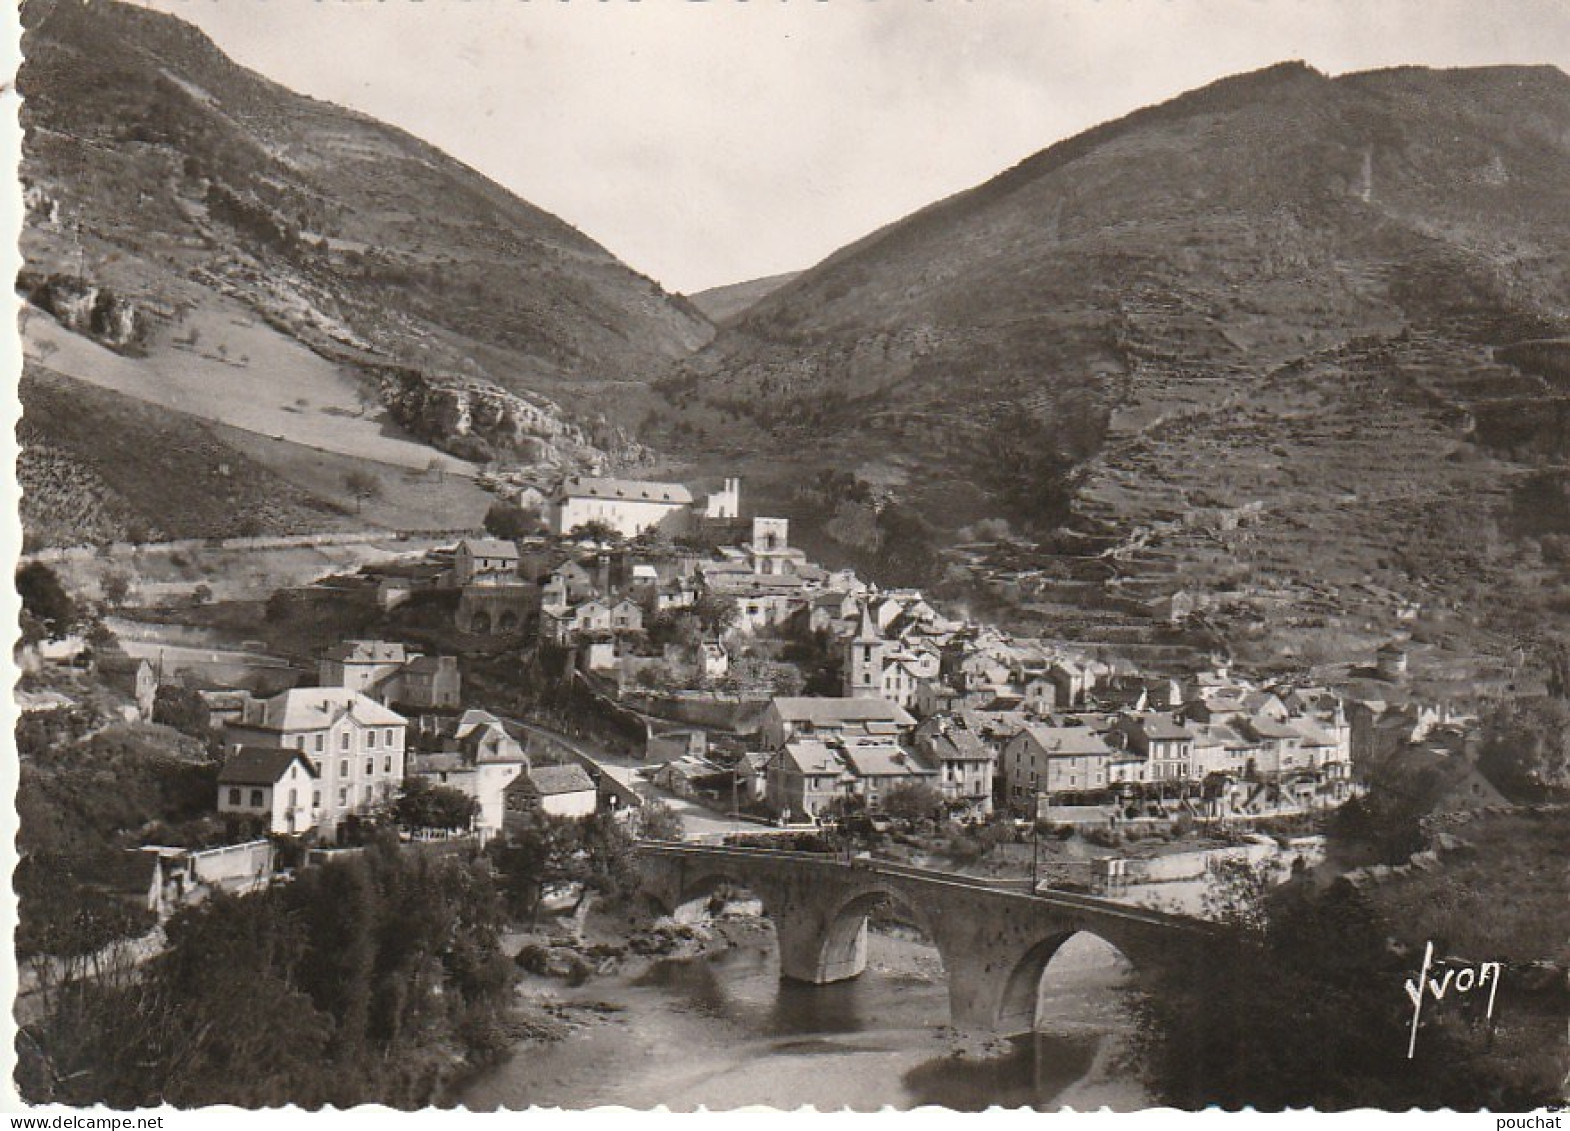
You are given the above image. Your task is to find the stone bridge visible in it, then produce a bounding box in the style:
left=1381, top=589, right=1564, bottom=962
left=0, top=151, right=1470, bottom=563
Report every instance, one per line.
left=637, top=842, right=1215, bottom=1035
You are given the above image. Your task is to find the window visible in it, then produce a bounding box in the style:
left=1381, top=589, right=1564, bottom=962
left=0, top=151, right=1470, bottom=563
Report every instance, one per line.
left=364, top=785, right=373, bottom=803
left=365, top=759, right=373, bottom=776
left=339, top=759, right=349, bottom=778
left=288, top=788, right=298, bottom=808
left=341, top=731, right=350, bottom=751
left=313, top=791, right=321, bottom=808
left=315, top=734, right=325, bottom=752
left=384, top=756, right=392, bottom=774
left=338, top=788, right=347, bottom=805
left=228, top=787, right=241, bottom=805
left=249, top=788, right=264, bottom=808
left=385, top=729, right=395, bottom=746
left=368, top=730, right=377, bottom=750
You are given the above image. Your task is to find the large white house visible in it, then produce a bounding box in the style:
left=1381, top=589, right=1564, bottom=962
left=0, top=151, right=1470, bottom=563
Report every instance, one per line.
left=223, top=688, right=408, bottom=837
left=549, top=476, right=696, bottom=538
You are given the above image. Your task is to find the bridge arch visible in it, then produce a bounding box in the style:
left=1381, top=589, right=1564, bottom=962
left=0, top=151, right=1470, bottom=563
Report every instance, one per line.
left=809, top=883, right=947, bottom=985
left=995, top=928, right=1135, bottom=1035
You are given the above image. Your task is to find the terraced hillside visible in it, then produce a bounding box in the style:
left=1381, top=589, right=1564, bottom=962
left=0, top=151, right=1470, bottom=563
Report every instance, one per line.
left=663, top=62, right=1570, bottom=676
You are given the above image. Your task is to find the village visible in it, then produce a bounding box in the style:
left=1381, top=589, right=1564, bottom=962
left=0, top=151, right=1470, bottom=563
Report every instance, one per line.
left=17, top=469, right=1505, bottom=932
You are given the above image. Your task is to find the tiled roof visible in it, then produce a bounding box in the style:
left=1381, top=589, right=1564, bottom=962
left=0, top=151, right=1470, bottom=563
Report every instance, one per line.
left=1130, top=714, right=1193, bottom=741
left=777, top=740, right=848, bottom=776
left=1015, top=724, right=1114, bottom=757
left=242, top=688, right=407, bottom=732
left=219, top=747, right=316, bottom=785
left=322, top=639, right=408, bottom=664
left=558, top=476, right=693, bottom=505
left=523, top=763, right=596, bottom=796
left=459, top=538, right=521, bottom=559
left=841, top=741, right=936, bottom=779
left=770, top=697, right=915, bottom=727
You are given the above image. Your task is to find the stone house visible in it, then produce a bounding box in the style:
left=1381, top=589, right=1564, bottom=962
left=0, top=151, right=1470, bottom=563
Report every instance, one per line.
left=454, top=538, right=521, bottom=586
left=764, top=739, right=852, bottom=822
left=1115, top=713, right=1195, bottom=783
left=503, top=763, right=599, bottom=826
left=318, top=640, right=408, bottom=694
left=98, top=654, right=157, bottom=721
left=1001, top=724, right=1115, bottom=810
left=408, top=710, right=527, bottom=839
left=914, top=716, right=996, bottom=816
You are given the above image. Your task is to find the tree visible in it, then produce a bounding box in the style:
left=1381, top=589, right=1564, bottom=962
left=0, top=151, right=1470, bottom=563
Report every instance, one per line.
left=568, top=519, right=619, bottom=543
left=343, top=470, right=383, bottom=515
left=881, top=780, right=944, bottom=824
left=392, top=777, right=479, bottom=831
left=152, top=684, right=210, bottom=739
left=633, top=799, right=684, bottom=843
left=692, top=591, right=740, bottom=636
left=99, top=571, right=132, bottom=608
left=486, top=814, right=585, bottom=921
left=1476, top=697, right=1570, bottom=801
left=1131, top=875, right=1550, bottom=1110
left=18, top=562, right=78, bottom=643
left=483, top=500, right=544, bottom=540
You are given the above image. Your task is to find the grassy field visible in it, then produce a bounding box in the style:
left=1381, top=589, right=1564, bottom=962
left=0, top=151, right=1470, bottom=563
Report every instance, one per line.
left=22, top=299, right=475, bottom=473
left=20, top=358, right=492, bottom=548
left=20, top=365, right=350, bottom=545
left=210, top=423, right=492, bottom=533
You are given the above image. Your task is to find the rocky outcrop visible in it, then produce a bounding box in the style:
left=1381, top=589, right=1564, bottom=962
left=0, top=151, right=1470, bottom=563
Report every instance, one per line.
left=373, top=364, right=646, bottom=470
left=17, top=271, right=145, bottom=352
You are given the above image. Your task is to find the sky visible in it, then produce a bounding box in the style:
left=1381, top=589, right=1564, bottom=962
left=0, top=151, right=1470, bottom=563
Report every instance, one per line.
left=138, top=0, right=1570, bottom=296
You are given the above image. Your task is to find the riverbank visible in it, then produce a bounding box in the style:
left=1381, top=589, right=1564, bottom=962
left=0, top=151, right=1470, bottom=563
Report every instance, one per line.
left=451, top=905, right=1151, bottom=1111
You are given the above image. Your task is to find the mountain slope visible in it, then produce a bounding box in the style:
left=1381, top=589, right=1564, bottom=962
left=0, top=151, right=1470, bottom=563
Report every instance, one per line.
left=688, top=271, right=803, bottom=327
left=17, top=0, right=713, bottom=540
left=665, top=61, right=1570, bottom=672
left=672, top=62, right=1570, bottom=496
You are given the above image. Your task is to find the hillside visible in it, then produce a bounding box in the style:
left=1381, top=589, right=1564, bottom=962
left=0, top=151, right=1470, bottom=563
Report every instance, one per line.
left=662, top=61, right=1570, bottom=672
left=688, top=271, right=803, bottom=327
left=18, top=363, right=494, bottom=549
left=17, top=0, right=713, bottom=544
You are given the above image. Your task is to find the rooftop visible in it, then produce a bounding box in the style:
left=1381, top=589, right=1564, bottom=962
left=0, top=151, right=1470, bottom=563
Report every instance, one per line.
left=523, top=763, right=597, bottom=796
left=459, top=538, right=521, bottom=559
left=770, top=697, right=916, bottom=728
left=237, top=687, right=407, bottom=732
left=322, top=639, right=409, bottom=665
left=219, top=747, right=317, bottom=785
left=1016, top=724, right=1114, bottom=757
left=557, top=476, right=693, bottom=505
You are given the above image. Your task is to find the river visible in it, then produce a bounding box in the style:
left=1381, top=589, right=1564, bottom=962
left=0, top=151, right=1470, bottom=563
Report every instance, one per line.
left=455, top=916, right=1150, bottom=1112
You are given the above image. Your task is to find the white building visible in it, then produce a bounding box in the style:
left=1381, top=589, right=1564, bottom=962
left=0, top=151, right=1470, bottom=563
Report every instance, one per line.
left=217, top=748, right=318, bottom=835
left=408, top=710, right=527, bottom=839
left=223, top=688, right=408, bottom=837
left=549, top=476, right=695, bottom=538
